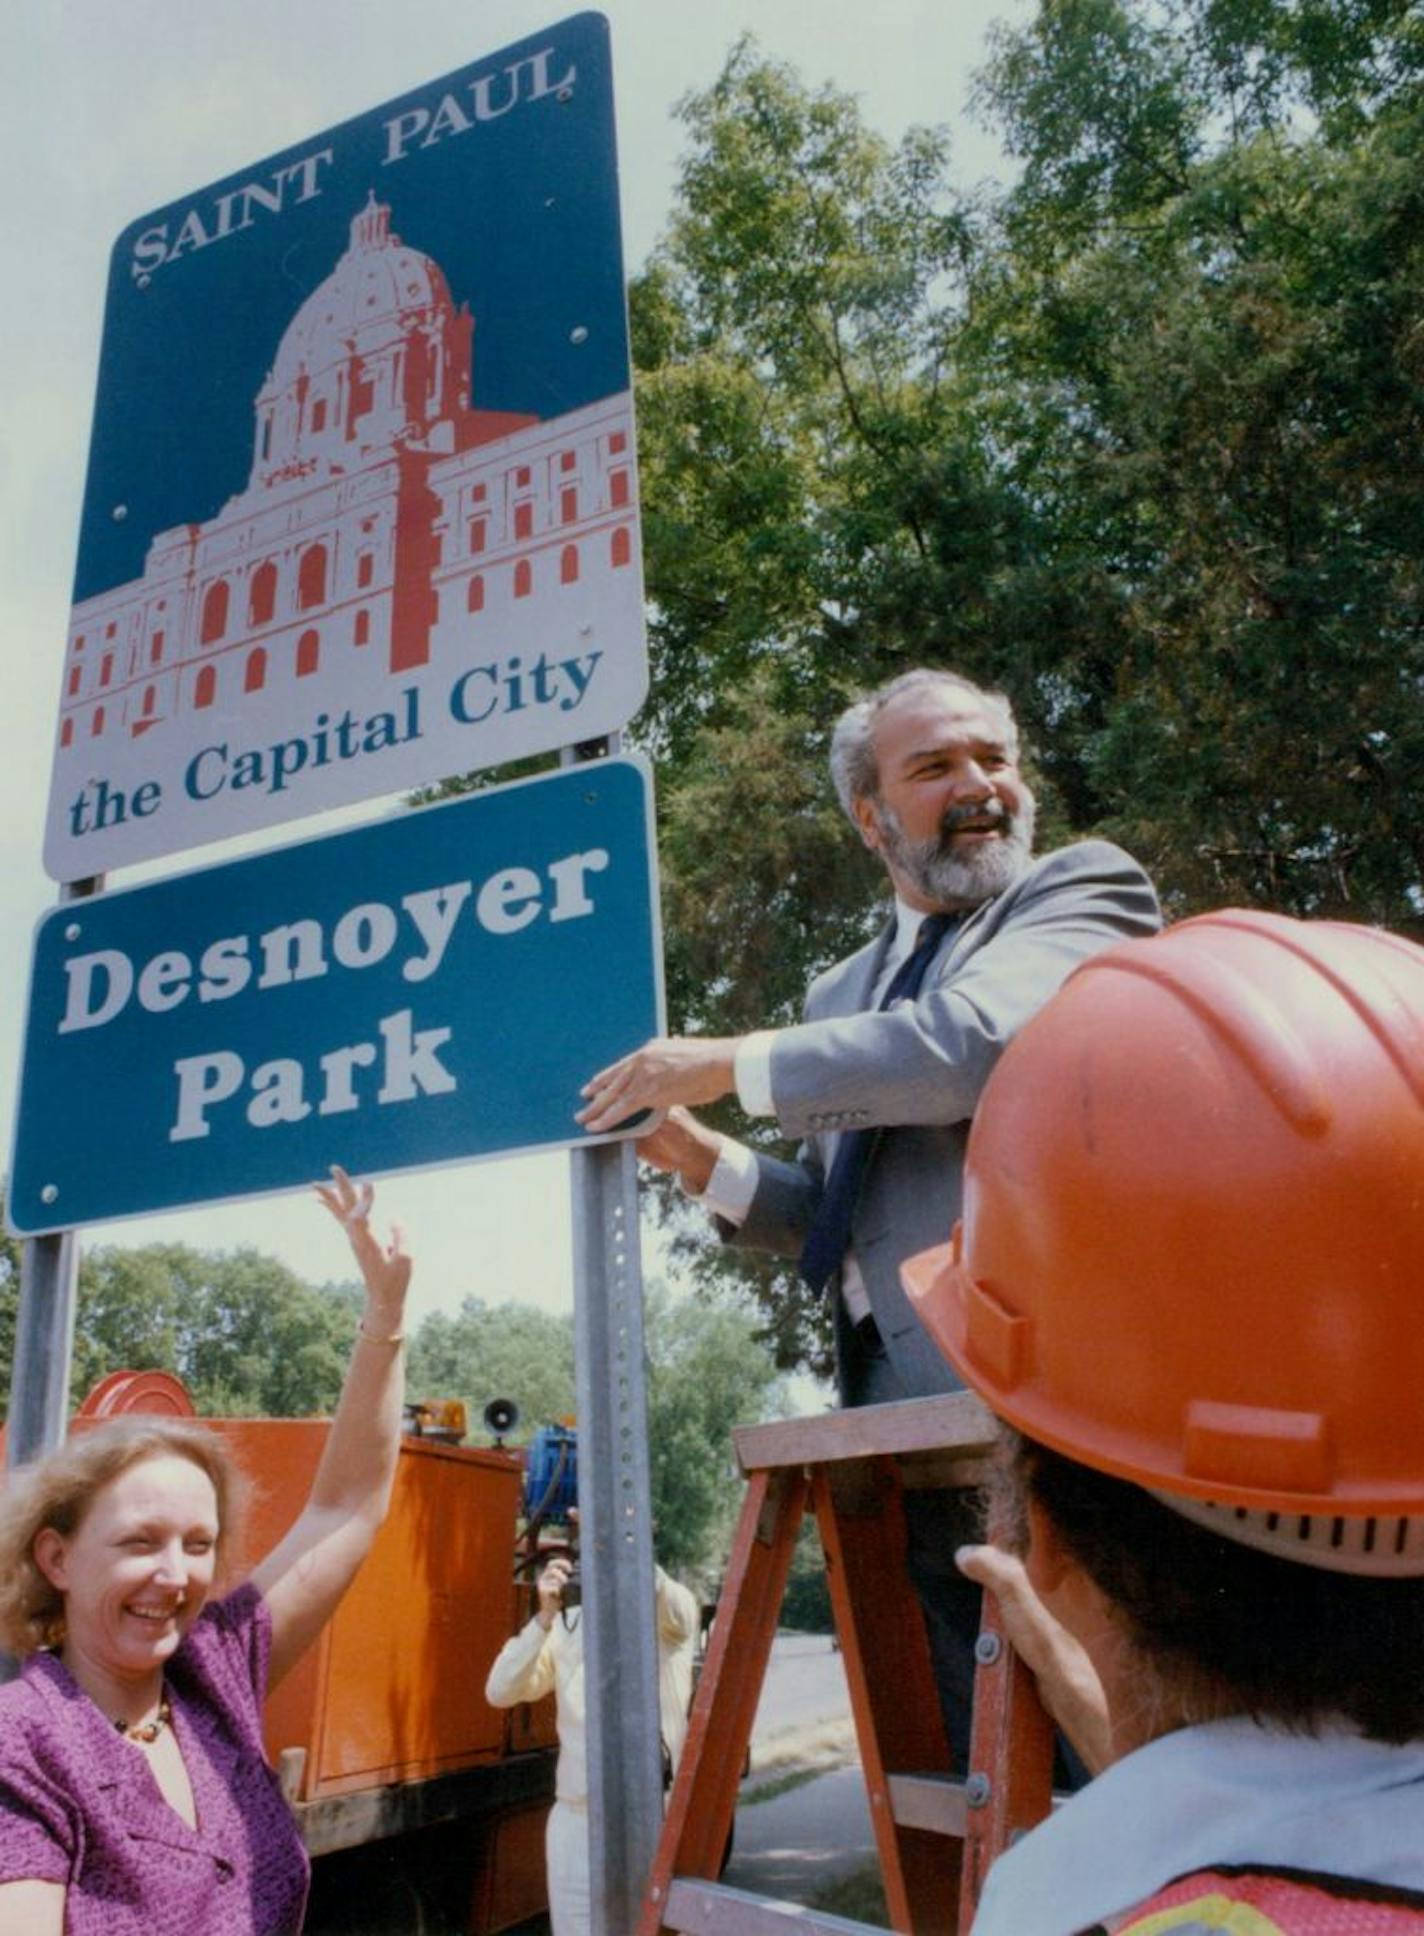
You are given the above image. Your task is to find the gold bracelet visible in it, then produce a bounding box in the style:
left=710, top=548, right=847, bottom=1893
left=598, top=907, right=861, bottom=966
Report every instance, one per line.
left=357, top=1319, right=405, bottom=1346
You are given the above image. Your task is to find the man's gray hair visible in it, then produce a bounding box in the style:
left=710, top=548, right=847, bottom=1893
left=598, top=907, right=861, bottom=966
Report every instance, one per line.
left=829, top=668, right=1019, bottom=821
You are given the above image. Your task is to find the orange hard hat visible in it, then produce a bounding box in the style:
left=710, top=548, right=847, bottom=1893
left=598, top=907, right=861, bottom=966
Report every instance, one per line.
left=902, top=911, right=1424, bottom=1565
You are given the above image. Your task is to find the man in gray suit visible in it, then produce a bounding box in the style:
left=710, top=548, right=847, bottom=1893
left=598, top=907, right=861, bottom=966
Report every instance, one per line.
left=578, top=667, right=1160, bottom=1763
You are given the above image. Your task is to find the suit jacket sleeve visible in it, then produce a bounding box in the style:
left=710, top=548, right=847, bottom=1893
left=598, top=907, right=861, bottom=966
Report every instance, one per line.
left=769, top=840, right=1158, bottom=1137
left=728, top=841, right=1159, bottom=1255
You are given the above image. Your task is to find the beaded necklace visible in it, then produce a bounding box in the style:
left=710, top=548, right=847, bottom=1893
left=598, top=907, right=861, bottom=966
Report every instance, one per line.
left=114, top=1691, right=172, bottom=1744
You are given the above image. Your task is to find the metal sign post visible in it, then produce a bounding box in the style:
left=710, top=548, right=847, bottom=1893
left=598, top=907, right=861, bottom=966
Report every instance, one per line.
left=564, top=731, right=663, bottom=1930
left=6, top=1234, right=80, bottom=1471
left=4, top=881, right=97, bottom=1685
left=6, top=877, right=100, bottom=1473
left=572, top=1136, right=662, bottom=1935
left=0, top=1231, right=80, bottom=1681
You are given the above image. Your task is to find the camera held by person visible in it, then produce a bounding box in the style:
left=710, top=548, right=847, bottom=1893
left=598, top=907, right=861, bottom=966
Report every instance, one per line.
left=538, top=1530, right=581, bottom=1621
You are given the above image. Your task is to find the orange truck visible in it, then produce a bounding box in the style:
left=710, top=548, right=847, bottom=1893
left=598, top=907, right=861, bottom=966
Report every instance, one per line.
left=19, top=1369, right=557, bottom=1935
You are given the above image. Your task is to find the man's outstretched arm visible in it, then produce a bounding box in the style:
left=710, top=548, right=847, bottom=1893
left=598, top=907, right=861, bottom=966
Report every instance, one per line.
left=578, top=1037, right=742, bottom=1134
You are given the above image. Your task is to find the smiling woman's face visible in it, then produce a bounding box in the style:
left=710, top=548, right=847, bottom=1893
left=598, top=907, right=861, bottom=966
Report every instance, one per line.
left=34, top=1454, right=220, bottom=1693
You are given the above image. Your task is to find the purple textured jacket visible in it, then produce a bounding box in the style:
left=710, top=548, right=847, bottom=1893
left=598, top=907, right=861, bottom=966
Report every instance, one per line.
left=0, top=1581, right=309, bottom=1933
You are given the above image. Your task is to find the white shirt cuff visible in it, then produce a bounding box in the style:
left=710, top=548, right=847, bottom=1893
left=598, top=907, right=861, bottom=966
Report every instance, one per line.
left=689, top=1136, right=761, bottom=1227
left=733, top=1030, right=778, bottom=1116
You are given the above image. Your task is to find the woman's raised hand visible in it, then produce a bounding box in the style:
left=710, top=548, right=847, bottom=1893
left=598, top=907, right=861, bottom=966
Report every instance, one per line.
left=315, top=1165, right=411, bottom=1333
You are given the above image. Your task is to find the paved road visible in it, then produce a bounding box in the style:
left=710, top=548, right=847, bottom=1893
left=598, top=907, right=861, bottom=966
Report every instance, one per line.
left=749, top=1631, right=852, bottom=1744
left=725, top=1759, right=876, bottom=1897
left=727, top=1634, right=875, bottom=1904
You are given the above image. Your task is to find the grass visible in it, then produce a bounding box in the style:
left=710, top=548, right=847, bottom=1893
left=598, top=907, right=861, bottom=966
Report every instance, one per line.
left=739, top=1762, right=828, bottom=1807
left=739, top=1712, right=859, bottom=1805
left=737, top=1719, right=889, bottom=1926
left=807, top=1860, right=891, bottom=1925
left=744, top=1716, right=857, bottom=1783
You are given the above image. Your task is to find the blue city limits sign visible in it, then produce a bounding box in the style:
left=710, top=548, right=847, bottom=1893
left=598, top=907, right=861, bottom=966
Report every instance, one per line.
left=45, top=12, right=647, bottom=882
left=9, top=759, right=661, bottom=1234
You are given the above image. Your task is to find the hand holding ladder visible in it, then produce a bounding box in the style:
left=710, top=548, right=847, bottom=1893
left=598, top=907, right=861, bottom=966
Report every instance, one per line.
left=639, top=1391, right=1056, bottom=1935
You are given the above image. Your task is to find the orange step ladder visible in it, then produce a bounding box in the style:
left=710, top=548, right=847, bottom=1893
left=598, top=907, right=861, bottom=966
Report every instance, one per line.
left=638, top=1392, right=1055, bottom=1936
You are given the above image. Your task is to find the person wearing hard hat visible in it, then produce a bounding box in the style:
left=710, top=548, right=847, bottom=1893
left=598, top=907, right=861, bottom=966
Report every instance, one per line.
left=900, top=911, right=1424, bottom=1934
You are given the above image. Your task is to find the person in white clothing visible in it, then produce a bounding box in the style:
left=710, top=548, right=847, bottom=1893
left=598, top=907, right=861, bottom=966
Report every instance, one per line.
left=900, top=912, right=1424, bottom=1935
left=485, top=1541, right=698, bottom=1936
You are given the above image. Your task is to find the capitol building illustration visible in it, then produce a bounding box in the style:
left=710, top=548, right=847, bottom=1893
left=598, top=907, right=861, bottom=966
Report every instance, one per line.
left=57, top=193, right=640, bottom=758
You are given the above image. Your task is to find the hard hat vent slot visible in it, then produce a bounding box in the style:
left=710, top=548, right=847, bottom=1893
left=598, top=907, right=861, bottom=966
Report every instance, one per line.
left=1157, top=1493, right=1424, bottom=1577
left=1183, top=1399, right=1331, bottom=1493
left=964, top=1279, right=1031, bottom=1393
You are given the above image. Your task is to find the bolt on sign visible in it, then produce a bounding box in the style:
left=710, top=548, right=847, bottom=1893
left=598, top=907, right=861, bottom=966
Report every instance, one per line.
left=45, top=12, right=646, bottom=882
left=10, top=758, right=662, bottom=1234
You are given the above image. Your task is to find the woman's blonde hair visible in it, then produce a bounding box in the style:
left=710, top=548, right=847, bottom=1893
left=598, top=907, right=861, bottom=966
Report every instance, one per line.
left=0, top=1419, right=241, bottom=1655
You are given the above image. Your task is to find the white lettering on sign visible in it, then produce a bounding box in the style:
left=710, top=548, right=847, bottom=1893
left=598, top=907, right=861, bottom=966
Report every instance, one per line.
left=130, top=150, right=335, bottom=282
left=50, top=841, right=615, bottom=1148
left=57, top=853, right=610, bottom=1036
left=381, top=48, right=577, bottom=166
left=167, top=1009, right=457, bottom=1142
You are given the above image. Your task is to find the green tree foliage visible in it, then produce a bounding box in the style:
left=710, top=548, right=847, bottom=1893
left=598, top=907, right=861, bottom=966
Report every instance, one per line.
left=2, top=1216, right=777, bottom=1584
left=0, top=1231, right=356, bottom=1425
left=408, top=1283, right=783, bottom=1582
left=408, top=1297, right=576, bottom=1434
left=0, top=1215, right=357, bottom=1432
left=968, top=0, right=1424, bottom=912
left=780, top=1520, right=835, bottom=1634
left=70, top=1245, right=358, bottom=1417
left=643, top=1285, right=785, bottom=1581
left=634, top=37, right=981, bottom=802
left=630, top=6, right=1424, bottom=1368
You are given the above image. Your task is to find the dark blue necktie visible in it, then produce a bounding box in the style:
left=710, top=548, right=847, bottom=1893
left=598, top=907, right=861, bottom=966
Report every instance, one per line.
left=798, top=913, right=957, bottom=1296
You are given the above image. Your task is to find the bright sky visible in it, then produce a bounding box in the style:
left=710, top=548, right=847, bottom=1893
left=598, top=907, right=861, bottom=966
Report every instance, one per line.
left=0, top=0, right=1025, bottom=1333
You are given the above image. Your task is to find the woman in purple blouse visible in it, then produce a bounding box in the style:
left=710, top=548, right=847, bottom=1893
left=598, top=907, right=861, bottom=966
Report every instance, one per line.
left=0, top=1166, right=411, bottom=1934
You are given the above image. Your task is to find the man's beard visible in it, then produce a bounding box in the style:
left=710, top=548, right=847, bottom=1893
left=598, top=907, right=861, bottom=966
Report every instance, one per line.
left=874, top=794, right=1036, bottom=908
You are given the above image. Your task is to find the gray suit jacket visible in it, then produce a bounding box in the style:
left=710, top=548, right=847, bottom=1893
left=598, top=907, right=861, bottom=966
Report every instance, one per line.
left=727, top=839, right=1162, bottom=1400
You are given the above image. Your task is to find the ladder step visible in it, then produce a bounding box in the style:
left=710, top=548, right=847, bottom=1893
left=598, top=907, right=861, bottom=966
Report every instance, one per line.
left=887, top=1772, right=968, bottom=1840
left=734, top=1391, right=995, bottom=1471
left=642, top=1398, right=1054, bottom=1935
left=662, top=1877, right=886, bottom=1934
